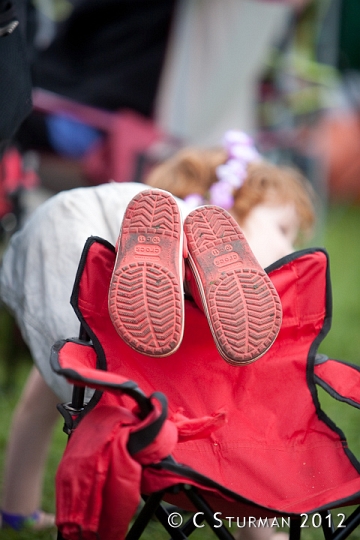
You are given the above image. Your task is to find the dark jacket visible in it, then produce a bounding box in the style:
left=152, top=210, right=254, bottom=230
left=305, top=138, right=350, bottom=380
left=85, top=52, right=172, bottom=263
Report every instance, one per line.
left=0, top=0, right=32, bottom=156
left=32, top=0, right=176, bottom=116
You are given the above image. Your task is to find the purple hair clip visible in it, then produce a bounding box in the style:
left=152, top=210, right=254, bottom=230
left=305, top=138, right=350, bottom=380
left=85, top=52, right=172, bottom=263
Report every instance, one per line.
left=184, top=130, right=261, bottom=210
left=183, top=193, right=205, bottom=210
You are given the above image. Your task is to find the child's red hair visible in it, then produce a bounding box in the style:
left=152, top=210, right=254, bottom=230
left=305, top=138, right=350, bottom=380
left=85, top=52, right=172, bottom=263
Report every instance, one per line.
left=146, top=146, right=316, bottom=243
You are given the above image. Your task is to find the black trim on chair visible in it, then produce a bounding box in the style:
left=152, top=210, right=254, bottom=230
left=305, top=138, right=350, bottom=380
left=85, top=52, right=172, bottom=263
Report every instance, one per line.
left=51, top=338, right=104, bottom=428
left=265, top=247, right=330, bottom=275
left=267, top=247, right=360, bottom=475
left=150, top=456, right=292, bottom=517
left=127, top=391, right=168, bottom=455
left=70, top=235, right=116, bottom=373
left=51, top=338, right=155, bottom=421
left=315, top=356, right=360, bottom=410
left=302, top=251, right=360, bottom=475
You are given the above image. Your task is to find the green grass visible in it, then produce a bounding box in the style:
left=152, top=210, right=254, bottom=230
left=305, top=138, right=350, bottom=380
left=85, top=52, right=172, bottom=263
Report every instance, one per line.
left=0, top=203, right=359, bottom=539
left=317, top=205, right=360, bottom=453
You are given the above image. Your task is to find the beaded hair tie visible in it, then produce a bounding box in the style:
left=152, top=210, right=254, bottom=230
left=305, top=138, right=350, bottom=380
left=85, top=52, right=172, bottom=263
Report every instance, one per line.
left=184, top=130, right=261, bottom=210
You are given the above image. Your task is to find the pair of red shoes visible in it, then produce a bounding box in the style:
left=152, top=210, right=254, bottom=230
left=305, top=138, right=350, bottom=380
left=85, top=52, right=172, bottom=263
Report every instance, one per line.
left=108, top=189, right=282, bottom=366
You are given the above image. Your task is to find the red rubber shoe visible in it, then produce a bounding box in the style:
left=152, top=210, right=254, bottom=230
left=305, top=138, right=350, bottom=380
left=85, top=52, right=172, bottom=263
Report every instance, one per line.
left=183, top=205, right=282, bottom=365
left=108, top=189, right=184, bottom=357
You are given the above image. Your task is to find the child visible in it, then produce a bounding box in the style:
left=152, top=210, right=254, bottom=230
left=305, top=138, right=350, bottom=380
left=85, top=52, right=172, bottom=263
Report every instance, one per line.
left=0, top=131, right=315, bottom=532
left=146, top=130, right=314, bottom=268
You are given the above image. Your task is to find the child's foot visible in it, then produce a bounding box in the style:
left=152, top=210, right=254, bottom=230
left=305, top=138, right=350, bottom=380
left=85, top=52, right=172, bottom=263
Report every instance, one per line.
left=183, top=205, right=282, bottom=365
left=1, top=509, right=55, bottom=530
left=108, top=189, right=185, bottom=357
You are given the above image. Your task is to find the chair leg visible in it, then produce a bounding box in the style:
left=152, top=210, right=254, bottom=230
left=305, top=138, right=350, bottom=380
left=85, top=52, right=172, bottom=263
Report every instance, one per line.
left=321, top=511, right=335, bottom=540
left=180, top=512, right=205, bottom=537
left=332, top=506, right=360, bottom=540
left=289, top=518, right=301, bottom=540
left=153, top=504, right=190, bottom=540
left=183, top=486, right=235, bottom=540
left=126, top=491, right=166, bottom=540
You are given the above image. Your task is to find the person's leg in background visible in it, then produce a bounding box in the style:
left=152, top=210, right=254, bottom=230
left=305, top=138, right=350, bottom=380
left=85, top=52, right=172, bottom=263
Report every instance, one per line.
left=1, top=366, right=59, bottom=529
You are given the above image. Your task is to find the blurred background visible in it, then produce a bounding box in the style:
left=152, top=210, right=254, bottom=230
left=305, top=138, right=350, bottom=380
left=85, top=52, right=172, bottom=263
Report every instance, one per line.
left=1, top=0, right=360, bottom=538
left=2, top=0, right=360, bottom=234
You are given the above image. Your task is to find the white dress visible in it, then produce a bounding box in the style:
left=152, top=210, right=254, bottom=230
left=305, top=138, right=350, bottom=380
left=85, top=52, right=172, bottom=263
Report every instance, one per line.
left=0, top=182, right=191, bottom=401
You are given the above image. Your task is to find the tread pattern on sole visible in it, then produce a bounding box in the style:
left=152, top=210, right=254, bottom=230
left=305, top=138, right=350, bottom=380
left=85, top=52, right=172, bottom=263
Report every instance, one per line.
left=108, top=190, right=184, bottom=357
left=122, top=190, right=181, bottom=236
left=184, top=206, right=282, bottom=365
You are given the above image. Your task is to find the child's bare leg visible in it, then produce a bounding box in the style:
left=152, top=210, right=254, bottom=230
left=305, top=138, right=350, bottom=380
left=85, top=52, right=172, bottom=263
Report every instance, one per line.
left=2, top=366, right=60, bottom=516
left=234, top=520, right=289, bottom=540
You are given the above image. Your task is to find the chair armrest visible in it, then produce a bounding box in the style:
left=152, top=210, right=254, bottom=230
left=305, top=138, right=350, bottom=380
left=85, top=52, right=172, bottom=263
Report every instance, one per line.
left=314, top=354, right=360, bottom=408
left=51, top=338, right=153, bottom=418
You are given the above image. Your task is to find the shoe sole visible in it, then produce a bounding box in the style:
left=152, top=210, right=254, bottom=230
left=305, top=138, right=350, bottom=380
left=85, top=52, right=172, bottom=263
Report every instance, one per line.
left=184, top=206, right=282, bottom=365
left=108, top=189, right=184, bottom=357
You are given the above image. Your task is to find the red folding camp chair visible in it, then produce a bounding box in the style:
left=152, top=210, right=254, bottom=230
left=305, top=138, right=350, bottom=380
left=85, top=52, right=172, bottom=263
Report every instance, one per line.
left=51, top=236, right=360, bottom=540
